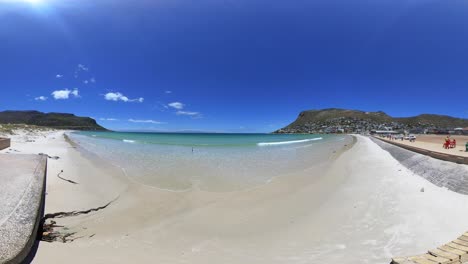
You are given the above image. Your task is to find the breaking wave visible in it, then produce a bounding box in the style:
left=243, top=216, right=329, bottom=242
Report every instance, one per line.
left=257, top=137, right=323, bottom=146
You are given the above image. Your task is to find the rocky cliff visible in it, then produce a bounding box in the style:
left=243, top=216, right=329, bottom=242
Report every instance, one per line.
left=0, top=111, right=107, bottom=131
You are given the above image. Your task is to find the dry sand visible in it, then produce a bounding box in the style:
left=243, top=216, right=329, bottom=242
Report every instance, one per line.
left=381, top=134, right=468, bottom=157
left=2, top=130, right=468, bottom=263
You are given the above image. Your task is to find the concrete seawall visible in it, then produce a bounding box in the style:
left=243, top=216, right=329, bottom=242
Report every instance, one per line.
left=0, top=138, right=10, bottom=151
left=370, top=137, right=468, bottom=195
left=0, top=154, right=47, bottom=264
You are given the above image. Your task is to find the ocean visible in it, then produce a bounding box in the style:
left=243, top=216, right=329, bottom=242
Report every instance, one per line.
left=69, top=132, right=351, bottom=192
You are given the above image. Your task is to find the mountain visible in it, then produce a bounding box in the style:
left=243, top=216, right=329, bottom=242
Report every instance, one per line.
left=275, top=108, right=468, bottom=134
left=0, top=110, right=107, bottom=131
left=395, top=114, right=468, bottom=129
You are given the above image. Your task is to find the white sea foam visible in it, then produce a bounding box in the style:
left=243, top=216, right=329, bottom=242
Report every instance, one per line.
left=257, top=137, right=322, bottom=146
left=123, top=139, right=136, bottom=143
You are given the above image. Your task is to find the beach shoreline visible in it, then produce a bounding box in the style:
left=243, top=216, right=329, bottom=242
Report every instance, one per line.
left=2, top=129, right=468, bottom=263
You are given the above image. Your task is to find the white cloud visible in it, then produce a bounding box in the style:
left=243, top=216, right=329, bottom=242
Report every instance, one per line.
left=168, top=102, right=184, bottom=110
left=128, top=119, right=164, bottom=124
left=77, top=64, right=89, bottom=71
left=167, top=102, right=201, bottom=118
left=51, top=88, right=80, bottom=100
left=83, top=78, right=95, bottom=85
left=56, top=74, right=63, bottom=78
left=105, top=92, right=128, bottom=101
left=34, top=96, right=48, bottom=101
left=104, top=92, right=144, bottom=103
left=176, top=111, right=201, bottom=117
left=100, top=118, right=119, bottom=121
left=71, top=89, right=79, bottom=97
left=165, top=90, right=172, bottom=94
left=74, top=64, right=89, bottom=78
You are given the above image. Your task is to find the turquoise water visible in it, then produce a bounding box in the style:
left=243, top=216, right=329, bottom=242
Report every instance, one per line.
left=76, top=131, right=327, bottom=147
left=70, top=132, right=350, bottom=191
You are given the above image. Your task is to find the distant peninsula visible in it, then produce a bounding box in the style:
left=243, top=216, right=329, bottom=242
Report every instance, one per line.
left=275, top=108, right=468, bottom=134
left=0, top=110, right=107, bottom=131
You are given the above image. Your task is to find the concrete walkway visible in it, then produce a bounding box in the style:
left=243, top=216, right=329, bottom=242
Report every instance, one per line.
left=371, top=137, right=468, bottom=195
left=0, top=154, right=47, bottom=264
left=371, top=137, right=468, bottom=263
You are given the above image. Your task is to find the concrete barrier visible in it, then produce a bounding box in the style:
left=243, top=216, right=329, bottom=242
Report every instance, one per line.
left=0, top=154, right=47, bottom=264
left=0, top=138, right=10, bottom=150
left=373, top=137, right=468, bottom=165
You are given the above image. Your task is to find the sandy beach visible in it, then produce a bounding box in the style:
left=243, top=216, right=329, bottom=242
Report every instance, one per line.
left=2, top=129, right=468, bottom=263
left=380, top=134, right=468, bottom=157
left=4, top=0, right=468, bottom=262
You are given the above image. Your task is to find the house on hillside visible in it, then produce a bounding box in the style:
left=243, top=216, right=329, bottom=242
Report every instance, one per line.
left=370, top=130, right=399, bottom=135
left=463, top=127, right=468, bottom=135
left=409, top=128, right=425, bottom=134
left=454, top=128, right=464, bottom=135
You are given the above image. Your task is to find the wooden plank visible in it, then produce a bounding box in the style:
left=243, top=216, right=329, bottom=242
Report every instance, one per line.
left=409, top=255, right=439, bottom=264
left=429, top=249, right=459, bottom=261
left=438, top=246, right=468, bottom=262
left=390, top=231, right=468, bottom=264
left=453, top=239, right=468, bottom=247
left=422, top=253, right=457, bottom=264
left=446, top=243, right=468, bottom=253
left=438, top=245, right=466, bottom=257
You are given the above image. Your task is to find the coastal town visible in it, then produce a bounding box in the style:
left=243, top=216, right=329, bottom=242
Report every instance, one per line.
left=275, top=110, right=468, bottom=135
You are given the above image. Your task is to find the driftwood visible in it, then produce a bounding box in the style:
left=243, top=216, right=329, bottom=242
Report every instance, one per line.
left=38, top=153, right=60, bottom=160
left=41, top=220, right=78, bottom=243
left=40, top=197, right=118, bottom=243
left=43, top=199, right=116, bottom=220
left=56, top=170, right=79, bottom=185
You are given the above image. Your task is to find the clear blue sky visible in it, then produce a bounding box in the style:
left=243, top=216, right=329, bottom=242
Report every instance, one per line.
left=1, top=0, right=468, bottom=132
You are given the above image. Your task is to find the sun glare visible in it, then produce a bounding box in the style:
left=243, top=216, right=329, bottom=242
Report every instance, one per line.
left=24, top=0, right=42, bottom=4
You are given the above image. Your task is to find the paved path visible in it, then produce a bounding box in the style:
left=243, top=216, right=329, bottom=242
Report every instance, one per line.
left=0, top=154, right=47, bottom=264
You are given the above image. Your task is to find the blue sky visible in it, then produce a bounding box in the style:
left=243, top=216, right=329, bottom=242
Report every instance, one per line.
left=1, top=0, right=468, bottom=132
